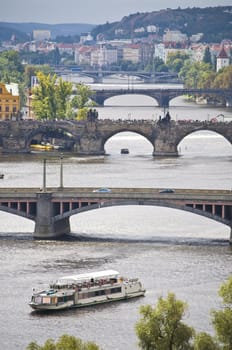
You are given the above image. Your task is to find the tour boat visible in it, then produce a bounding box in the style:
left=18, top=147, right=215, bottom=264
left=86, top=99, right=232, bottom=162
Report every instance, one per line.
left=29, top=270, right=145, bottom=311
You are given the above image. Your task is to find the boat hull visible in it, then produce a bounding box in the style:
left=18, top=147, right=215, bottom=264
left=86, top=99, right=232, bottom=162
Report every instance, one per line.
left=29, top=290, right=145, bottom=311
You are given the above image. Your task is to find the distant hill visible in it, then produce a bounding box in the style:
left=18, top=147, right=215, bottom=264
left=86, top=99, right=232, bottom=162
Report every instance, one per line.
left=0, top=22, right=96, bottom=41
left=91, top=6, right=232, bottom=42
left=1, top=6, right=232, bottom=44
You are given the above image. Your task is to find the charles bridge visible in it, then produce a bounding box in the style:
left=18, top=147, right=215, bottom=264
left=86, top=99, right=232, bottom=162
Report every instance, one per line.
left=0, top=118, right=231, bottom=157
left=91, top=88, right=232, bottom=107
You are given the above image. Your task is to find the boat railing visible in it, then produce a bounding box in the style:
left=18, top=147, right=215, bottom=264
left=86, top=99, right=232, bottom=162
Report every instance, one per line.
left=50, top=278, right=120, bottom=291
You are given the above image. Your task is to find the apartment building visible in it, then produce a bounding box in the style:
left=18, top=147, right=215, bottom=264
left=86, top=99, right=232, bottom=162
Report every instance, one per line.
left=0, top=82, right=20, bottom=120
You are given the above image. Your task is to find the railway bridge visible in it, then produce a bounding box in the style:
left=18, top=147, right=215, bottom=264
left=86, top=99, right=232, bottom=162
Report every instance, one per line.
left=0, top=187, right=231, bottom=241
left=0, top=119, right=232, bottom=157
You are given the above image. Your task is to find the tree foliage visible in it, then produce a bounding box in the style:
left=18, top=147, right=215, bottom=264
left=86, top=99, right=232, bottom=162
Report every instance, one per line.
left=212, top=65, right=232, bottom=89
left=211, top=276, right=232, bottom=349
left=136, top=277, right=232, bottom=350
left=193, top=332, right=218, bottom=350
left=32, top=72, right=72, bottom=120
left=166, top=51, right=190, bottom=73
left=26, top=334, right=100, bottom=350
left=135, top=292, right=195, bottom=350
left=71, top=83, right=96, bottom=120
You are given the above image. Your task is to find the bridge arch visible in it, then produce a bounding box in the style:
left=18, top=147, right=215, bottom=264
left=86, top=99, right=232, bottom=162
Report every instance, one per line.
left=54, top=200, right=231, bottom=229
left=104, top=130, right=154, bottom=154
left=25, top=125, right=76, bottom=152
left=176, top=127, right=232, bottom=152
left=103, top=93, right=158, bottom=106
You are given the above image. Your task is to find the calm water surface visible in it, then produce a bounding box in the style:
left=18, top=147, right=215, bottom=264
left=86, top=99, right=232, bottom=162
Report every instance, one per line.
left=0, top=86, right=232, bottom=350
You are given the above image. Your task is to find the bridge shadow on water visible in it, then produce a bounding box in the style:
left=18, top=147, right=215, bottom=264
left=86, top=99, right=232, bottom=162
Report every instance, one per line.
left=0, top=232, right=229, bottom=247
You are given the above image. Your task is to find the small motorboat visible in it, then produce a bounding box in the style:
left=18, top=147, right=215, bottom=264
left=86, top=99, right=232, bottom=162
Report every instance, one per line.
left=121, top=148, right=129, bottom=154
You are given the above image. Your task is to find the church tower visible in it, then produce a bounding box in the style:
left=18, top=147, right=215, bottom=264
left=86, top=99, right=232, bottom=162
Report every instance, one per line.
left=216, top=46, right=230, bottom=72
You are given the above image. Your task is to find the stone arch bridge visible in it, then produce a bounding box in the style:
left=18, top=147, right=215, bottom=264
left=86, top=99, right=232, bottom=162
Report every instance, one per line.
left=91, top=88, right=232, bottom=107
left=0, top=187, right=231, bottom=241
left=0, top=119, right=231, bottom=157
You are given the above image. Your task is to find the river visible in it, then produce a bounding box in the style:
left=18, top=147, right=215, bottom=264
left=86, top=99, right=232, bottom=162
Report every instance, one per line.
left=0, top=80, right=232, bottom=350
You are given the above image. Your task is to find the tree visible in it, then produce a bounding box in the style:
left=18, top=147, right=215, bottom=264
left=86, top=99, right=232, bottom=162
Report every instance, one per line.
left=71, top=83, right=96, bottom=120
left=211, top=276, right=232, bottom=349
left=32, top=72, right=58, bottom=119
left=135, top=292, right=195, bottom=350
left=26, top=334, right=100, bottom=350
left=56, top=77, right=73, bottom=119
left=193, top=332, right=218, bottom=350
left=32, top=72, right=72, bottom=120
left=212, top=65, right=232, bottom=89
left=166, top=52, right=190, bottom=73
left=203, top=47, right=212, bottom=67
left=179, top=61, right=214, bottom=88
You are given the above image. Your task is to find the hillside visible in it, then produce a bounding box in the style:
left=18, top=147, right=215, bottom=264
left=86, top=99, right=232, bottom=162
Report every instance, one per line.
left=0, top=22, right=96, bottom=41
left=91, top=6, right=232, bottom=42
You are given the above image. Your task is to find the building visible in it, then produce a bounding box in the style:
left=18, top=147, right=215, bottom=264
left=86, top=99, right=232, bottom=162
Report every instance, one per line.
left=90, top=46, right=118, bottom=67
left=216, top=46, right=230, bottom=72
left=0, top=82, right=20, bottom=120
left=163, top=30, right=188, bottom=48
left=33, top=30, right=51, bottom=41
left=122, top=44, right=141, bottom=63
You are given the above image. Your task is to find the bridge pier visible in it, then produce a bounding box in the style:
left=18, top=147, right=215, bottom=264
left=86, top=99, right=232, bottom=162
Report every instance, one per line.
left=230, top=227, right=232, bottom=245
left=34, top=192, right=70, bottom=238
left=153, top=132, right=179, bottom=157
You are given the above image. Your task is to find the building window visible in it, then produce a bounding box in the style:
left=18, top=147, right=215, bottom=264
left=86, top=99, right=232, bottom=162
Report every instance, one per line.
left=13, top=107, right=17, bottom=113
left=5, top=106, right=9, bottom=112
left=0, top=88, right=2, bottom=94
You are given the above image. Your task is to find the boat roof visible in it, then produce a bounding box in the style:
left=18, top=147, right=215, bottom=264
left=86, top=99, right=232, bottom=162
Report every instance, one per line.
left=55, top=270, right=119, bottom=285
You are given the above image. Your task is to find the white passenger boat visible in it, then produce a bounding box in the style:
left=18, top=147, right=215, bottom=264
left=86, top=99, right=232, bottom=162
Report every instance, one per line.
left=29, top=270, right=145, bottom=311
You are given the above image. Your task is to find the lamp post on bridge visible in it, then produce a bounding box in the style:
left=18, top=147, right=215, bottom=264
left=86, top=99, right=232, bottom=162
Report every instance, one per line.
left=59, top=153, right=63, bottom=189
left=42, top=159, right=47, bottom=192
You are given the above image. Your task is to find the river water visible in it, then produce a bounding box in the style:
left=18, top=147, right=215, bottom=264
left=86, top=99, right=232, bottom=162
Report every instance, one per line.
left=0, top=80, right=232, bottom=350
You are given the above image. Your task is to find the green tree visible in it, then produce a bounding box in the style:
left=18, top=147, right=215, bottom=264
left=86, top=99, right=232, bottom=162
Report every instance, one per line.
left=166, top=52, right=190, bottom=73
left=32, top=72, right=57, bottom=119
left=26, top=334, right=100, bottom=350
left=32, top=72, right=72, bottom=120
left=71, top=83, right=96, bottom=120
left=56, top=77, right=73, bottom=119
left=193, top=332, right=218, bottom=350
left=135, top=292, right=195, bottom=350
left=179, top=61, right=214, bottom=88
left=211, top=276, right=232, bottom=349
left=212, top=65, right=232, bottom=89
left=203, top=47, right=212, bottom=67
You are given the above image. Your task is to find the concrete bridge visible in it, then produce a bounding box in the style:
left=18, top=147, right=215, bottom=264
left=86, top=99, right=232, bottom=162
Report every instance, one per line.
left=0, top=119, right=232, bottom=157
left=0, top=187, right=231, bottom=241
left=54, top=67, right=180, bottom=84
left=91, top=88, right=232, bottom=107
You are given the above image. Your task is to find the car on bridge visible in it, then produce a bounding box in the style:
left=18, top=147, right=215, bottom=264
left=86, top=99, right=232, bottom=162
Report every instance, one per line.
left=159, top=188, right=175, bottom=193
left=93, top=188, right=111, bottom=193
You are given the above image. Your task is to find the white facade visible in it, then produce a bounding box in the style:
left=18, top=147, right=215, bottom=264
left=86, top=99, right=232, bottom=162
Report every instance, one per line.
left=33, top=30, right=51, bottom=41
left=163, top=30, right=188, bottom=44
left=90, top=46, right=118, bottom=67
left=216, top=47, right=230, bottom=72
left=122, top=45, right=141, bottom=63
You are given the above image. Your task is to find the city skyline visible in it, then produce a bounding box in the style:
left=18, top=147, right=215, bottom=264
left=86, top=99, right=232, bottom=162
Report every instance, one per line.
left=1, top=0, right=232, bottom=25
